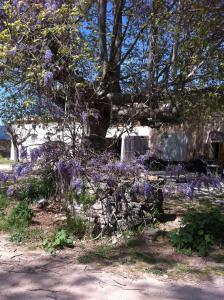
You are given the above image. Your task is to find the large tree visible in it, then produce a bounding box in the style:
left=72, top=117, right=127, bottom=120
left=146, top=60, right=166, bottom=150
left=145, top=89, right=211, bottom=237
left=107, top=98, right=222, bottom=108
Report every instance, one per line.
left=0, top=0, right=223, bottom=149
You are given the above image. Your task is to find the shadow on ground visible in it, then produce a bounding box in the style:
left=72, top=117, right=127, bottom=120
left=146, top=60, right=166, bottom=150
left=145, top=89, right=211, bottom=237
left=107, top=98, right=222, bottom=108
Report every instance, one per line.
left=0, top=253, right=224, bottom=300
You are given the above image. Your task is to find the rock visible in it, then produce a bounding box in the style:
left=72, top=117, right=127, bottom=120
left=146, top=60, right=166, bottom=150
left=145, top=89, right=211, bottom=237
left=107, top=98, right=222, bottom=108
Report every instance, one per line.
left=67, top=180, right=164, bottom=235
left=37, top=198, right=48, bottom=209
left=111, top=236, right=118, bottom=245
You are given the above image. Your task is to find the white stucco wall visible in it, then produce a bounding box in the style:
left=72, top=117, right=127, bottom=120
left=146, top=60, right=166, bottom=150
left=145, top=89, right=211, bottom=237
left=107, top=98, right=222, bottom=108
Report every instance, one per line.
left=11, top=123, right=152, bottom=161
left=10, top=122, right=80, bottom=161
left=106, top=126, right=152, bottom=161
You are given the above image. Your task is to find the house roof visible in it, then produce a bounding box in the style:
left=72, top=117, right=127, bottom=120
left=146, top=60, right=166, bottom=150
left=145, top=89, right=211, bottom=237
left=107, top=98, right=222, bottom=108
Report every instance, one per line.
left=0, top=126, right=10, bottom=141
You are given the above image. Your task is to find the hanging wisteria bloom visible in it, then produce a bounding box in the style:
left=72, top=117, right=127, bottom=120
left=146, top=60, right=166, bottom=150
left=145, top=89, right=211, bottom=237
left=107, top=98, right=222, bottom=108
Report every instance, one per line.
left=30, top=148, right=41, bottom=163
left=44, top=49, right=53, bottom=63
left=71, top=178, right=82, bottom=191
left=14, top=164, right=23, bottom=177
left=144, top=181, right=152, bottom=198
left=44, top=0, right=59, bottom=11
left=7, top=186, right=16, bottom=197
left=20, top=164, right=33, bottom=176
left=20, top=146, right=27, bottom=160
left=44, top=71, right=53, bottom=86
left=0, top=172, right=9, bottom=184
left=81, top=112, right=88, bottom=123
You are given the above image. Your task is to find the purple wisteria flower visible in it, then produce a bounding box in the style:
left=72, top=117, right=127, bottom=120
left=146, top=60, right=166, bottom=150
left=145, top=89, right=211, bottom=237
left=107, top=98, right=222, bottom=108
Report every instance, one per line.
left=44, top=49, right=53, bottom=63
left=57, top=160, right=67, bottom=176
left=71, top=178, right=82, bottom=191
left=0, top=172, right=9, bottom=184
left=44, top=71, right=53, bottom=86
left=131, top=182, right=140, bottom=194
left=20, top=146, right=27, bottom=160
left=7, top=186, right=16, bottom=197
left=81, top=112, right=88, bottom=123
left=20, top=164, right=33, bottom=176
left=106, top=175, right=116, bottom=187
left=14, top=164, right=23, bottom=177
left=30, top=148, right=41, bottom=162
left=91, top=173, right=101, bottom=184
left=70, top=160, right=82, bottom=177
left=44, top=0, right=59, bottom=11
left=144, top=181, right=152, bottom=198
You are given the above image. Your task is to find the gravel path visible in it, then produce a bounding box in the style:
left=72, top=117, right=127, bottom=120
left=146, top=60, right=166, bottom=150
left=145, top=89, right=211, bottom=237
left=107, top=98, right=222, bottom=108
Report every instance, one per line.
left=0, top=234, right=224, bottom=300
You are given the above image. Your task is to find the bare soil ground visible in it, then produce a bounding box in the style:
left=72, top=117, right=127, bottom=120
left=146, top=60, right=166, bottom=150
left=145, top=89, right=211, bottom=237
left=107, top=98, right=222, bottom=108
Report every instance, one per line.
left=0, top=233, right=224, bottom=300
left=1, top=194, right=224, bottom=299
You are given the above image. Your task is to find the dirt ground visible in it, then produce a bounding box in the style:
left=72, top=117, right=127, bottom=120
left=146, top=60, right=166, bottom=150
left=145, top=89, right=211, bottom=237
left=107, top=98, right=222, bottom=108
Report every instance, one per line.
left=0, top=233, right=224, bottom=300
left=1, top=188, right=224, bottom=299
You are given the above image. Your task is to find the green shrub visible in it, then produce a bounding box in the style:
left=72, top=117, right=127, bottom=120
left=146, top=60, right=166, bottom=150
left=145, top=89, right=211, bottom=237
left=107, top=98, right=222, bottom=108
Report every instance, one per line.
left=42, top=229, right=73, bottom=253
left=7, top=201, right=34, bottom=229
left=18, top=173, right=56, bottom=202
left=170, top=206, right=224, bottom=256
left=0, top=192, right=9, bottom=216
left=79, top=192, right=96, bottom=207
left=63, top=215, right=87, bottom=238
left=67, top=190, right=96, bottom=209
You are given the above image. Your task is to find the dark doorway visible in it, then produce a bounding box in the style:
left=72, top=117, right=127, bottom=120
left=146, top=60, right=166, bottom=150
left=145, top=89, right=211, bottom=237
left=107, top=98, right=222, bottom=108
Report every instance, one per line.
left=212, top=143, right=219, bottom=160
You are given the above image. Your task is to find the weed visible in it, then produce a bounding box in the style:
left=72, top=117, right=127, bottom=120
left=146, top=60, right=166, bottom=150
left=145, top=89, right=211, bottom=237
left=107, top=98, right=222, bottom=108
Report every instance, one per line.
left=42, top=229, right=74, bottom=253
left=170, top=205, right=224, bottom=256
left=10, top=228, right=43, bottom=244
left=145, top=266, right=166, bottom=276
left=0, top=192, right=9, bottom=216
left=67, top=190, right=96, bottom=209
left=18, top=173, right=56, bottom=202
left=63, top=215, right=87, bottom=238
left=7, top=201, right=34, bottom=229
left=78, top=245, right=114, bottom=264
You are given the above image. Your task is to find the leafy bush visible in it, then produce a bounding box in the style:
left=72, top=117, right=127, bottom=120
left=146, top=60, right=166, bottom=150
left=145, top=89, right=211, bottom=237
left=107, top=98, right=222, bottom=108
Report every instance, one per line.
left=7, top=201, right=34, bottom=229
left=67, top=190, right=96, bottom=209
left=18, top=173, right=56, bottom=202
left=63, top=215, right=87, bottom=238
left=170, top=206, right=224, bottom=256
left=42, top=229, right=74, bottom=253
left=0, top=192, right=9, bottom=216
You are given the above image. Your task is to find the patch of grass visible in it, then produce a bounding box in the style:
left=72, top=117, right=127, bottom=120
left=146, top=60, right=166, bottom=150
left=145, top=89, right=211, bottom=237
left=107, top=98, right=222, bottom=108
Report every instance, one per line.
left=0, top=157, right=12, bottom=164
left=7, top=201, right=34, bottom=229
left=209, top=253, right=224, bottom=263
left=78, top=253, right=97, bottom=264
left=145, top=266, right=166, bottom=276
left=78, top=245, right=114, bottom=264
left=62, top=215, right=87, bottom=238
left=0, top=200, right=35, bottom=245
left=170, top=263, right=213, bottom=280
left=211, top=266, right=224, bottom=276
left=10, top=228, right=43, bottom=244
left=133, top=251, right=170, bottom=265
left=126, top=237, right=145, bottom=248
left=0, top=192, right=10, bottom=217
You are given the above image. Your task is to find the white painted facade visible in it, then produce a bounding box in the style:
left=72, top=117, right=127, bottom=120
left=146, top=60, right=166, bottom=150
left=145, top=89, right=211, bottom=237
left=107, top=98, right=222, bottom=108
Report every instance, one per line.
left=10, top=122, right=152, bottom=161
left=10, top=122, right=80, bottom=161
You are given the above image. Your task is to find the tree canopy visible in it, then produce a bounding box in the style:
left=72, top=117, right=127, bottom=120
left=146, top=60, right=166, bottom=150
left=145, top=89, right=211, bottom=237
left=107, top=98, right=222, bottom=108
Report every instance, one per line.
left=0, top=0, right=223, bottom=148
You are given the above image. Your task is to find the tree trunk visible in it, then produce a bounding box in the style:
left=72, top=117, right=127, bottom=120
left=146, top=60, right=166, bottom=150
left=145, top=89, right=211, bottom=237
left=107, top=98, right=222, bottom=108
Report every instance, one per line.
left=87, top=0, right=124, bottom=150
